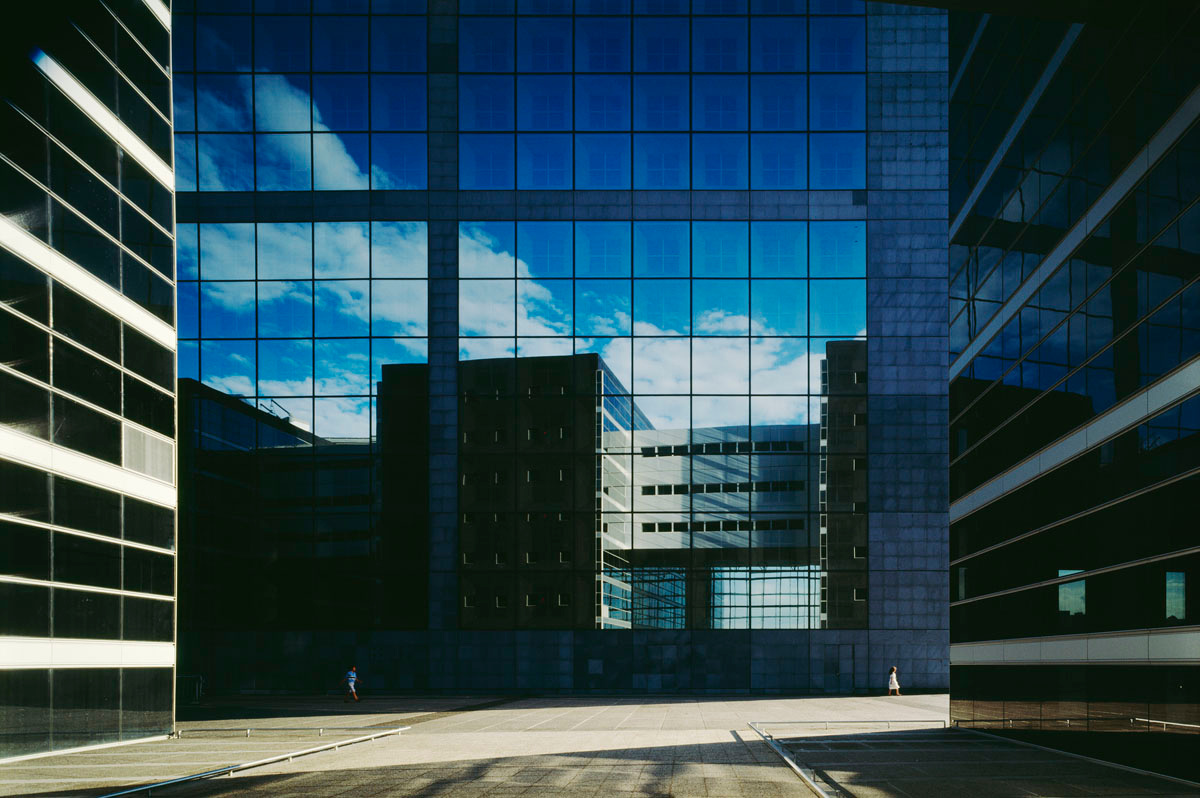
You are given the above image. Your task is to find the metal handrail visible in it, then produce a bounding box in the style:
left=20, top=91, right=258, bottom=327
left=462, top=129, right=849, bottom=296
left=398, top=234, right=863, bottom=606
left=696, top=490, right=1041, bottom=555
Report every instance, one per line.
left=952, top=717, right=1200, bottom=731
left=97, top=726, right=410, bottom=798
left=177, top=726, right=407, bottom=737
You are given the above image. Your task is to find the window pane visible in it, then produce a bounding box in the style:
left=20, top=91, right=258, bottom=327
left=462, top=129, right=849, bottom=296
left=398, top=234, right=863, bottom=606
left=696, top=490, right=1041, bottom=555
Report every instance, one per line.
left=315, top=222, right=369, bottom=277
left=692, top=18, right=748, bottom=72
left=633, top=279, right=689, bottom=334
left=694, top=279, right=749, bottom=334
left=313, top=132, right=370, bottom=189
left=692, top=134, right=748, bottom=190
left=255, top=134, right=312, bottom=190
left=634, top=338, right=690, bottom=393
left=196, top=75, right=252, bottom=131
left=459, top=134, right=515, bottom=189
left=750, top=17, right=805, bottom=71
left=313, top=16, right=368, bottom=71
left=751, top=133, right=806, bottom=189
left=693, top=76, right=748, bottom=131
left=518, top=76, right=572, bottom=130
left=575, top=135, right=630, bottom=189
left=460, top=76, right=514, bottom=130
left=200, top=223, right=255, bottom=279
left=372, top=281, right=428, bottom=336
left=254, top=75, right=311, bottom=131
left=316, top=339, right=370, bottom=395
left=460, top=18, right=515, bottom=72
left=460, top=222, right=516, bottom=277
left=633, top=76, right=688, bottom=131
left=371, top=222, right=427, bottom=277
left=810, top=221, right=865, bottom=277
left=371, top=17, right=426, bottom=71
left=575, top=279, right=631, bottom=335
left=313, top=75, right=368, bottom=130
left=693, top=223, right=749, bottom=276
left=751, top=221, right=807, bottom=277
left=196, top=16, right=250, bottom=72
left=175, top=135, right=197, bottom=191
left=575, top=18, right=630, bottom=72
left=810, top=280, right=865, bottom=335
left=575, top=222, right=631, bottom=276
left=751, top=76, right=806, bottom=130
left=810, top=74, right=865, bottom=130
left=258, top=339, right=313, bottom=395
left=517, top=222, right=572, bottom=277
left=315, top=280, right=370, bottom=335
left=518, top=279, right=572, bottom=335
left=752, top=338, right=810, bottom=396
left=633, top=133, right=689, bottom=188
left=634, top=222, right=689, bottom=276
left=575, top=76, right=630, bottom=131
left=517, top=18, right=571, bottom=72
left=201, top=340, right=255, bottom=395
left=809, top=16, right=865, bottom=72
left=255, top=17, right=310, bottom=72
left=257, top=281, right=313, bottom=337
left=694, top=338, right=749, bottom=393
left=258, top=222, right=312, bottom=279
left=201, top=282, right=255, bottom=337
left=371, top=76, right=426, bottom=131
left=517, top=134, right=571, bottom=189
left=752, top=280, right=806, bottom=334
left=633, top=18, right=688, bottom=72
left=809, top=133, right=865, bottom=189
left=371, top=133, right=427, bottom=189
left=460, top=280, right=516, bottom=336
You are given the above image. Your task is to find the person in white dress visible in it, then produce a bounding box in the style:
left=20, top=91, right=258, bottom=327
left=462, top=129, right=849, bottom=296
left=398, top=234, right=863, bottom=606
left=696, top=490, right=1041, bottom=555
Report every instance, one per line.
left=887, top=666, right=901, bottom=696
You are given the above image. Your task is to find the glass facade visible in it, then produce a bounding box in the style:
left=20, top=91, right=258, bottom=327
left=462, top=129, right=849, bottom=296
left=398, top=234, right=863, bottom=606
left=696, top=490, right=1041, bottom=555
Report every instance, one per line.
left=176, top=0, right=948, bottom=694
left=0, top=0, right=176, bottom=758
left=947, top=6, right=1200, bottom=764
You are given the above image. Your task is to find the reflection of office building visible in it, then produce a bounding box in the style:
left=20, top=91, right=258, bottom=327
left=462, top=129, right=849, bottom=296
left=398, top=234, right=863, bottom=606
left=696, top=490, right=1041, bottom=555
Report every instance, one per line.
left=0, top=3, right=176, bottom=758
left=948, top=6, right=1199, bottom=774
left=175, top=2, right=949, bottom=693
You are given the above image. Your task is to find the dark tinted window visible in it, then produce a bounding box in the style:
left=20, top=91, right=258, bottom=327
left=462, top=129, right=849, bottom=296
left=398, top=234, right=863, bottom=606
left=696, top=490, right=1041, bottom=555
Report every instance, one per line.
left=123, top=597, right=173, bottom=641
left=0, top=459, right=49, bottom=521
left=124, top=497, right=174, bottom=550
left=0, top=311, right=49, bottom=381
left=0, top=519, right=50, bottom=580
left=124, top=547, right=174, bottom=596
left=52, top=282, right=120, bottom=362
left=0, top=249, right=49, bottom=323
left=53, top=533, right=121, bottom=589
left=0, top=370, right=50, bottom=440
left=53, top=476, right=121, bottom=538
left=51, top=395, right=120, bottom=463
left=0, top=582, right=49, bottom=637
left=53, top=339, right=121, bottom=413
left=124, top=326, right=173, bottom=391
left=54, top=588, right=120, bottom=639
left=124, top=375, right=174, bottom=437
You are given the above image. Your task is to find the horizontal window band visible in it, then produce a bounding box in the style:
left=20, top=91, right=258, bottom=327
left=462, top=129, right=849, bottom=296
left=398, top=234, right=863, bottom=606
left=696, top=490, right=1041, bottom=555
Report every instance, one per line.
left=0, top=217, right=175, bottom=350
left=0, top=152, right=174, bottom=285
left=0, top=636, right=174, bottom=669
left=950, top=545, right=1200, bottom=607
left=6, top=100, right=173, bottom=240
left=0, top=303, right=174, bottom=402
left=950, top=355, right=1200, bottom=523
left=0, top=514, right=175, bottom=557
left=951, top=466, right=1200, bottom=567
left=950, top=79, right=1200, bottom=381
left=0, top=575, right=174, bottom=602
left=175, top=188, right=875, bottom=224
left=950, top=626, right=1200, bottom=666
left=0, top=363, right=174, bottom=449
left=0, top=429, right=176, bottom=507
left=32, top=51, right=172, bottom=189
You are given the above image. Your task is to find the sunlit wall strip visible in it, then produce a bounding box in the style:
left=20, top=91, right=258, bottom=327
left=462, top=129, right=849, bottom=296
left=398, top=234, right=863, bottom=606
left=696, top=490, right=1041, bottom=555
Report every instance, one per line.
left=0, top=430, right=177, bottom=507
left=0, top=216, right=175, bottom=350
left=0, top=636, right=175, bottom=669
left=31, top=49, right=173, bottom=190
left=140, top=0, right=171, bottom=32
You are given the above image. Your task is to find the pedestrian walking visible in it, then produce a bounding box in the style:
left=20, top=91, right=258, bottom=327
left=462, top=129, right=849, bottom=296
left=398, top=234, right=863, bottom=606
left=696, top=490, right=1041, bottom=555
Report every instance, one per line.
left=887, top=666, right=901, bottom=696
left=343, top=666, right=361, bottom=703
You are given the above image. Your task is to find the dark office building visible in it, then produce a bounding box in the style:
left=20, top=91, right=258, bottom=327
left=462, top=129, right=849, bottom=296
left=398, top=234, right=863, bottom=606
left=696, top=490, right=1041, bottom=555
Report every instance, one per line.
left=0, top=0, right=177, bottom=760
left=175, top=0, right=948, bottom=693
left=947, top=2, right=1200, bottom=771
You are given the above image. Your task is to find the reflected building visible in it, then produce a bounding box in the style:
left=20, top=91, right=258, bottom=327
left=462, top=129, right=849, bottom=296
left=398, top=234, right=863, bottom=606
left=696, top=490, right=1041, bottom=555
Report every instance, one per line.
left=0, top=0, right=176, bottom=759
left=174, top=1, right=949, bottom=694
left=948, top=3, right=1200, bottom=776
